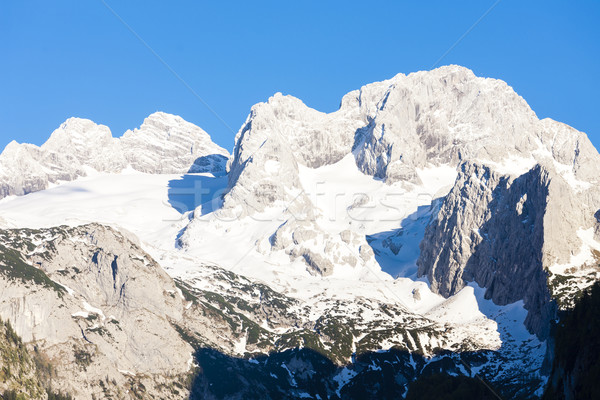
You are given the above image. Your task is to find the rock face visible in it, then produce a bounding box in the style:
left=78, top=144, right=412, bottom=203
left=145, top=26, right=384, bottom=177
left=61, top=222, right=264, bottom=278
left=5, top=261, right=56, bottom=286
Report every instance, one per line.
left=351, top=66, right=539, bottom=183
left=0, top=224, right=194, bottom=399
left=120, top=112, right=228, bottom=174
left=223, top=97, right=311, bottom=218
left=222, top=65, right=599, bottom=206
left=417, top=147, right=600, bottom=337
left=267, top=219, right=376, bottom=276
left=417, top=162, right=552, bottom=336
left=0, top=112, right=228, bottom=198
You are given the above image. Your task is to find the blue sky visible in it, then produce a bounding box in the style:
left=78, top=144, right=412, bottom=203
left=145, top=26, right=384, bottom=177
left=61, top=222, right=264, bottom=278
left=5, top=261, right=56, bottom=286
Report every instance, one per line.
left=1, top=1, right=599, bottom=152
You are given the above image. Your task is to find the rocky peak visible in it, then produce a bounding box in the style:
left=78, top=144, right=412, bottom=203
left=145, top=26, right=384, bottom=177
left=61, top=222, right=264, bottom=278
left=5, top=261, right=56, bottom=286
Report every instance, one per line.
left=186, top=66, right=600, bottom=282
left=120, top=111, right=229, bottom=174
left=0, top=112, right=229, bottom=199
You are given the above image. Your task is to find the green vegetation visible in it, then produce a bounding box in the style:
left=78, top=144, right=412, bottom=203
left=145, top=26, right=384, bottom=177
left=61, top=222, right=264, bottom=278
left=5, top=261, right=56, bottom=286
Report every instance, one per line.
left=172, top=323, right=204, bottom=349
left=45, top=390, right=73, bottom=400
left=314, top=316, right=354, bottom=363
left=547, top=251, right=600, bottom=309
left=174, top=280, right=198, bottom=303
left=0, top=390, right=73, bottom=400
left=73, top=347, right=94, bottom=370
left=0, top=244, right=65, bottom=295
left=0, top=318, right=48, bottom=398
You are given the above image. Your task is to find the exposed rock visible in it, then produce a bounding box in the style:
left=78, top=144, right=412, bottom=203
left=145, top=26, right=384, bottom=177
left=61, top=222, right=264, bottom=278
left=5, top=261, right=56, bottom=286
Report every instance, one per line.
left=417, top=160, right=600, bottom=337
left=120, top=112, right=228, bottom=174
left=0, top=224, right=194, bottom=399
left=1, top=65, right=599, bottom=398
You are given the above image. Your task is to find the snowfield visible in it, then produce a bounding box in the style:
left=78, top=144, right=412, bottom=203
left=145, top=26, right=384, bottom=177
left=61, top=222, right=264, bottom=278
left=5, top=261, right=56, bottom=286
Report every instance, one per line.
left=0, top=158, right=542, bottom=365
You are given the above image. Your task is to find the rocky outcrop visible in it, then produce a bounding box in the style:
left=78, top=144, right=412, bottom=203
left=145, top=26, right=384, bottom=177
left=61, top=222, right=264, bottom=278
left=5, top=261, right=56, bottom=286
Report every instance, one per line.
left=0, top=224, right=194, bottom=399
left=267, top=220, right=375, bottom=276
left=222, top=66, right=596, bottom=187
left=352, top=66, right=538, bottom=183
left=1, top=65, right=598, bottom=398
left=222, top=99, right=312, bottom=218
left=0, top=223, right=524, bottom=398
left=120, top=112, right=228, bottom=174
left=0, top=112, right=229, bottom=198
left=417, top=159, right=600, bottom=337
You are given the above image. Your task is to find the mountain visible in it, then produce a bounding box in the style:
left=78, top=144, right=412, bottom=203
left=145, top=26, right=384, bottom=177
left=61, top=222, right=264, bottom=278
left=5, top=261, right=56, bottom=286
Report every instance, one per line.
left=182, top=65, right=600, bottom=336
left=0, top=65, right=598, bottom=399
left=0, top=112, right=229, bottom=198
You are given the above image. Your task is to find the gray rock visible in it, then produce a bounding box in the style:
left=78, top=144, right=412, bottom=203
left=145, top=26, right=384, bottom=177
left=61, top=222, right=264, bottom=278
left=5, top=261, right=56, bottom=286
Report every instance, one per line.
left=0, top=224, right=194, bottom=399
left=417, top=160, right=600, bottom=337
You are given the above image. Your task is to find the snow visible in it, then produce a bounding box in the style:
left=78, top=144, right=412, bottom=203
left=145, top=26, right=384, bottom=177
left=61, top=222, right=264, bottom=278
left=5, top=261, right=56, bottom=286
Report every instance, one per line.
left=426, top=286, right=490, bottom=325
left=549, top=228, right=600, bottom=275
left=83, top=301, right=105, bottom=320
left=477, top=155, right=537, bottom=176
left=552, top=161, right=592, bottom=192
left=234, top=334, right=247, bottom=355
left=61, top=284, right=76, bottom=296
left=281, top=363, right=298, bottom=387
left=1, top=66, right=597, bottom=397
left=264, top=159, right=280, bottom=174
left=297, top=155, right=456, bottom=235
left=118, top=369, right=135, bottom=376
left=71, top=311, right=89, bottom=318
left=0, top=171, right=196, bottom=251
left=468, top=283, right=545, bottom=362
left=0, top=167, right=503, bottom=356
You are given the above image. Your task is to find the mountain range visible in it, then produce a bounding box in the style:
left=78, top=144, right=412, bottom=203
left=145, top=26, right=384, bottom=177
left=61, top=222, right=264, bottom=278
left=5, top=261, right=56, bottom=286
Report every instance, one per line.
left=0, top=65, right=598, bottom=399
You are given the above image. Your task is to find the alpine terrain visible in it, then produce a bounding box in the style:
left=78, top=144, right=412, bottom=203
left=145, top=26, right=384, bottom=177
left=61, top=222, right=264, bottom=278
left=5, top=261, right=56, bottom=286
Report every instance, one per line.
left=0, top=66, right=598, bottom=399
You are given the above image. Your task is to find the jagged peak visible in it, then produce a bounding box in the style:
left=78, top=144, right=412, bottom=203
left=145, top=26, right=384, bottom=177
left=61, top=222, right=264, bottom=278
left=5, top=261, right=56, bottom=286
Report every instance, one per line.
left=251, top=66, right=506, bottom=122
left=59, top=116, right=102, bottom=129
left=142, top=111, right=187, bottom=126
left=420, top=64, right=476, bottom=77
left=2, top=140, right=21, bottom=152
left=122, top=111, right=219, bottom=146
left=253, top=92, right=312, bottom=114
left=44, top=117, right=112, bottom=146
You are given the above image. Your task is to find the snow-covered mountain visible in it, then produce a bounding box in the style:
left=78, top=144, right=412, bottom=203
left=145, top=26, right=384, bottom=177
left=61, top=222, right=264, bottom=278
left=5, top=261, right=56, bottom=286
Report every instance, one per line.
left=0, top=112, right=229, bottom=198
left=182, top=65, right=600, bottom=336
left=0, top=65, right=598, bottom=399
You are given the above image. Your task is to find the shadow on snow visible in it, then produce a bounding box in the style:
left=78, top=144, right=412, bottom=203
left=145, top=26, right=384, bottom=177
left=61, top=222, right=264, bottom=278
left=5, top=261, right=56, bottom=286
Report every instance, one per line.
left=167, top=174, right=228, bottom=216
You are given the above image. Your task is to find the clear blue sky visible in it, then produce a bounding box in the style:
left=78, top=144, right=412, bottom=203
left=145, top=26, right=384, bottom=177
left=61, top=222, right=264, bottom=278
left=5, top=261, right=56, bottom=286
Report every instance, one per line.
left=1, top=0, right=599, bottom=153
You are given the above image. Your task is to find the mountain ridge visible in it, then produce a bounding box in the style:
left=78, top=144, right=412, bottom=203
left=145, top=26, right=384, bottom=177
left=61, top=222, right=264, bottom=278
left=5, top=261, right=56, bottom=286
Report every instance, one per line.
left=0, top=65, right=599, bottom=398
left=0, top=111, right=229, bottom=199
